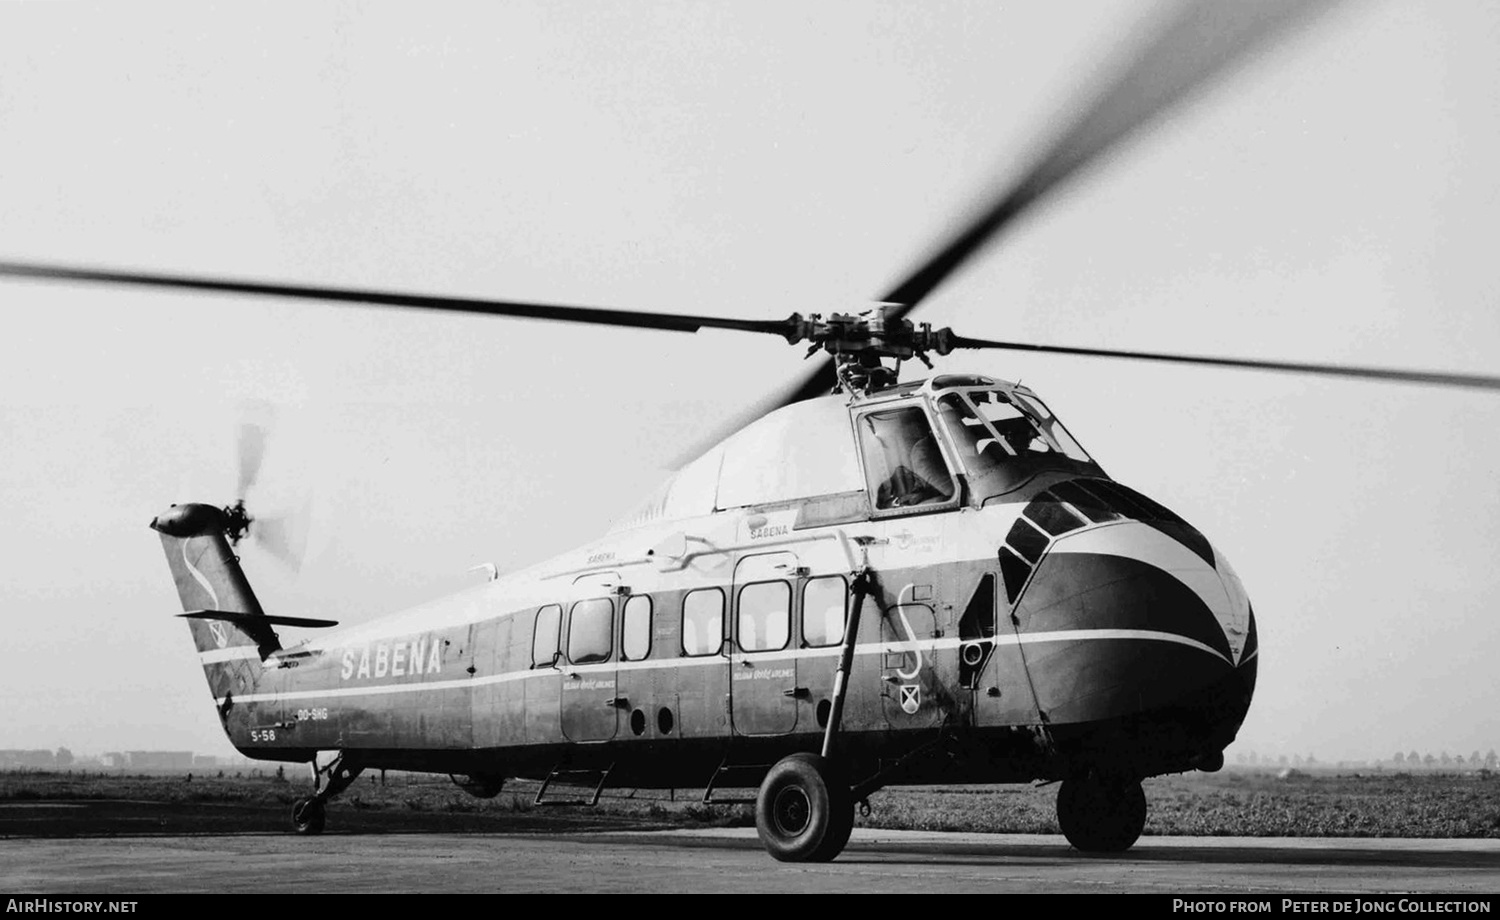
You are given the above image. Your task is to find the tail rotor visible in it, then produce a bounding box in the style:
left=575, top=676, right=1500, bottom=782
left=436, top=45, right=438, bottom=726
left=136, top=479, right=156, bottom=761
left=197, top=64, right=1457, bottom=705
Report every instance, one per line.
left=219, top=411, right=313, bottom=573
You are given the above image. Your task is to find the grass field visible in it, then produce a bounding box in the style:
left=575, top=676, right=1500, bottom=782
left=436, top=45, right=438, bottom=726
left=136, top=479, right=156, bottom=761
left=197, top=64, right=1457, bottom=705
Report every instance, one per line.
left=3, top=768, right=1498, bottom=839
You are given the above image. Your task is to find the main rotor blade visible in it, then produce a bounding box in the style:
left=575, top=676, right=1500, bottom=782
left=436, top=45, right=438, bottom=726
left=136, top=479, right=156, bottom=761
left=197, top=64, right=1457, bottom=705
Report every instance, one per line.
left=668, top=357, right=838, bottom=467
left=880, top=0, right=1339, bottom=315
left=678, top=1, right=1343, bottom=467
left=0, top=261, right=792, bottom=337
left=948, top=335, right=1500, bottom=392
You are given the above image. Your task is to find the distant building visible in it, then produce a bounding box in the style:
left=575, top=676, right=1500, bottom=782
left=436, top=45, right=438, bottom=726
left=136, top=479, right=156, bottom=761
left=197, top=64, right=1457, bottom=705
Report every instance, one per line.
left=125, top=751, right=194, bottom=769
left=0, top=749, right=57, bottom=768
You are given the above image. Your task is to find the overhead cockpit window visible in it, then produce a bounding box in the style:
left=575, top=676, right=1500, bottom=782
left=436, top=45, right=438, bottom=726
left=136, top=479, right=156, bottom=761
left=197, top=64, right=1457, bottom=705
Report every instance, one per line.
left=934, top=389, right=1101, bottom=500
left=857, top=406, right=956, bottom=511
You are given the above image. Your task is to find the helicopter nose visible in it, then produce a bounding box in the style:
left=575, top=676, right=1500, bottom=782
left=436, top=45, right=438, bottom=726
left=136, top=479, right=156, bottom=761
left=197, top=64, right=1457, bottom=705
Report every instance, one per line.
left=1038, top=521, right=1252, bottom=664
left=1002, top=481, right=1256, bottom=732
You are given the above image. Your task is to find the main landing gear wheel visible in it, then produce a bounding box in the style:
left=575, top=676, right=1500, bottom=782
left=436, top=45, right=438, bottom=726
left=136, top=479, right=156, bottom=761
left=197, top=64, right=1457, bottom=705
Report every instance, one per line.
left=289, top=753, right=362, bottom=836
left=755, top=753, right=854, bottom=863
left=1056, top=775, right=1147, bottom=853
left=291, top=796, right=326, bottom=836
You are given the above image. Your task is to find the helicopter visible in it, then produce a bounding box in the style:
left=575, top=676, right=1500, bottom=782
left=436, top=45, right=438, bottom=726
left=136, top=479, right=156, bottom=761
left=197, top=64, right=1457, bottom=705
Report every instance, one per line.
left=3, top=1, right=1499, bottom=863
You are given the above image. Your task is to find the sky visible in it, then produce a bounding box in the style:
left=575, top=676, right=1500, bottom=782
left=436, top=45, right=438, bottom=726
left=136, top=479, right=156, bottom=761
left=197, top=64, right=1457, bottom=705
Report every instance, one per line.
left=1, top=1, right=1497, bottom=765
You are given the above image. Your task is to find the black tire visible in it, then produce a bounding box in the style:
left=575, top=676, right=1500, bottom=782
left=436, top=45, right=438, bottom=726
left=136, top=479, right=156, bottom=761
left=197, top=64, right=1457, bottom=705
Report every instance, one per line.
left=755, top=753, right=853, bottom=862
left=452, top=774, right=505, bottom=799
left=291, top=796, right=326, bottom=836
left=824, top=795, right=856, bottom=857
left=1056, top=776, right=1146, bottom=853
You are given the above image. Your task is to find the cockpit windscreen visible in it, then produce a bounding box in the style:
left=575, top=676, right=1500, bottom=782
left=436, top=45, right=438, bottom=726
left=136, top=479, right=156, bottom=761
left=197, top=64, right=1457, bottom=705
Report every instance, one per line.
left=934, top=388, right=1100, bottom=499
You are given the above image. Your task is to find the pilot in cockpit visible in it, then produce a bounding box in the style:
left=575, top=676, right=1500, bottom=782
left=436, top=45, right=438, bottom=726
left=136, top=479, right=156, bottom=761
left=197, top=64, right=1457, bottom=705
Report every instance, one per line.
left=862, top=407, right=955, bottom=509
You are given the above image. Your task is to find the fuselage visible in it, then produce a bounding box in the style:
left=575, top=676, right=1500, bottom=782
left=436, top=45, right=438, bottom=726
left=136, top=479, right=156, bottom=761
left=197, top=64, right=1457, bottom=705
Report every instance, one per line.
left=172, top=374, right=1257, bottom=789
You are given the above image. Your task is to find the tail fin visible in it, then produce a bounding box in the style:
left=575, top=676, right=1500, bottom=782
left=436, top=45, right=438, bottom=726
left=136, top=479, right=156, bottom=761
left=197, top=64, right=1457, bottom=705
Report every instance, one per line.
left=152, top=503, right=280, bottom=659
left=153, top=503, right=337, bottom=752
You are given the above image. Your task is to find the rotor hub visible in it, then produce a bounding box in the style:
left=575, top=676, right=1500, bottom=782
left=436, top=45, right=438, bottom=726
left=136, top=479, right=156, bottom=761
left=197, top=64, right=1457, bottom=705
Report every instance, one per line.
left=780, top=306, right=957, bottom=395
left=223, top=499, right=252, bottom=546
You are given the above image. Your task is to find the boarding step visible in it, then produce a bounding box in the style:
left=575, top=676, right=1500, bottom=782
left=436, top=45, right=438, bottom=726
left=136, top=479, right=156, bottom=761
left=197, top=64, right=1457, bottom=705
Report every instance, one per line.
left=701, top=756, right=774, bottom=805
left=534, top=762, right=615, bottom=807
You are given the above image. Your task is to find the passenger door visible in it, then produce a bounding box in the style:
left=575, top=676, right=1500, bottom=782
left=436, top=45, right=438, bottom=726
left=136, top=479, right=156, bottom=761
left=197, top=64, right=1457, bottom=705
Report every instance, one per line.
left=675, top=586, right=730, bottom=740
left=730, top=552, right=799, bottom=736
left=560, top=596, right=619, bottom=742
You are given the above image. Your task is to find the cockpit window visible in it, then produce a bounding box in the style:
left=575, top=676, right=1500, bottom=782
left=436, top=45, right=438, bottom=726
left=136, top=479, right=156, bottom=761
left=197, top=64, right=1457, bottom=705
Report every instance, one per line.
left=856, top=406, right=956, bottom=511
left=1008, top=392, right=1092, bottom=463
left=934, top=388, right=1100, bottom=499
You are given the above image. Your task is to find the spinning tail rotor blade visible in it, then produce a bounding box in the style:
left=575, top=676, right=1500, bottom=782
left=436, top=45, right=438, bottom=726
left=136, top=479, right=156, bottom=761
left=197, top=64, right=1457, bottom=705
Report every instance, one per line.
left=230, top=409, right=316, bottom=571
left=880, top=0, right=1341, bottom=316
left=251, top=511, right=308, bottom=573
left=237, top=421, right=268, bottom=500
left=947, top=335, right=1500, bottom=391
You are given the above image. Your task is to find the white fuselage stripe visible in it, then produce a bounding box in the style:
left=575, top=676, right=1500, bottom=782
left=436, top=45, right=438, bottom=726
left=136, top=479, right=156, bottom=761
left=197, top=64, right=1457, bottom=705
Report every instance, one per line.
left=215, top=628, right=1233, bottom=705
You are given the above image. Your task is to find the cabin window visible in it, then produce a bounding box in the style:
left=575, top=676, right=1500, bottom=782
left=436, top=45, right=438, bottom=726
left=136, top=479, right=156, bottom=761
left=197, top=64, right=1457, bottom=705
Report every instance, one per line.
left=802, top=576, right=847, bottom=647
left=737, top=580, right=790, bottom=652
left=856, top=406, right=955, bottom=511
left=681, top=588, right=724, bottom=657
left=531, top=604, right=562, bottom=668
left=622, top=595, right=652, bottom=661
left=567, top=598, right=613, bottom=664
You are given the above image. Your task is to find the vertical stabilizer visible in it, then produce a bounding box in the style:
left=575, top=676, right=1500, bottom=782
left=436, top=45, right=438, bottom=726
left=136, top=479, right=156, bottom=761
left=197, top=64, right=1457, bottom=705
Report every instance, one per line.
left=152, top=503, right=279, bottom=659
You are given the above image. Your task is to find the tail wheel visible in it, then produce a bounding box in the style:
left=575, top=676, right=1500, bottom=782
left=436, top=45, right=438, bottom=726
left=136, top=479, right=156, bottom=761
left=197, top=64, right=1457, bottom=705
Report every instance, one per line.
left=291, top=796, right=326, bottom=836
left=1056, top=775, right=1146, bottom=853
left=754, top=753, right=853, bottom=862
left=451, top=773, right=506, bottom=799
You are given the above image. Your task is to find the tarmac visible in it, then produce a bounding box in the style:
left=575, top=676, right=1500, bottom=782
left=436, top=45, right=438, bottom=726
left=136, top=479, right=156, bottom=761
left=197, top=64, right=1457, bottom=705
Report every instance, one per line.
left=3, top=828, right=1498, bottom=894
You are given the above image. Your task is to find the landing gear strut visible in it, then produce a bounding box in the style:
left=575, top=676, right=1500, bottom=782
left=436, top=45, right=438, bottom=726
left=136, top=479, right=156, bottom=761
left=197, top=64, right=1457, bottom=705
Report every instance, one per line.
left=1055, top=774, right=1147, bottom=853
left=291, top=753, right=364, bottom=836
